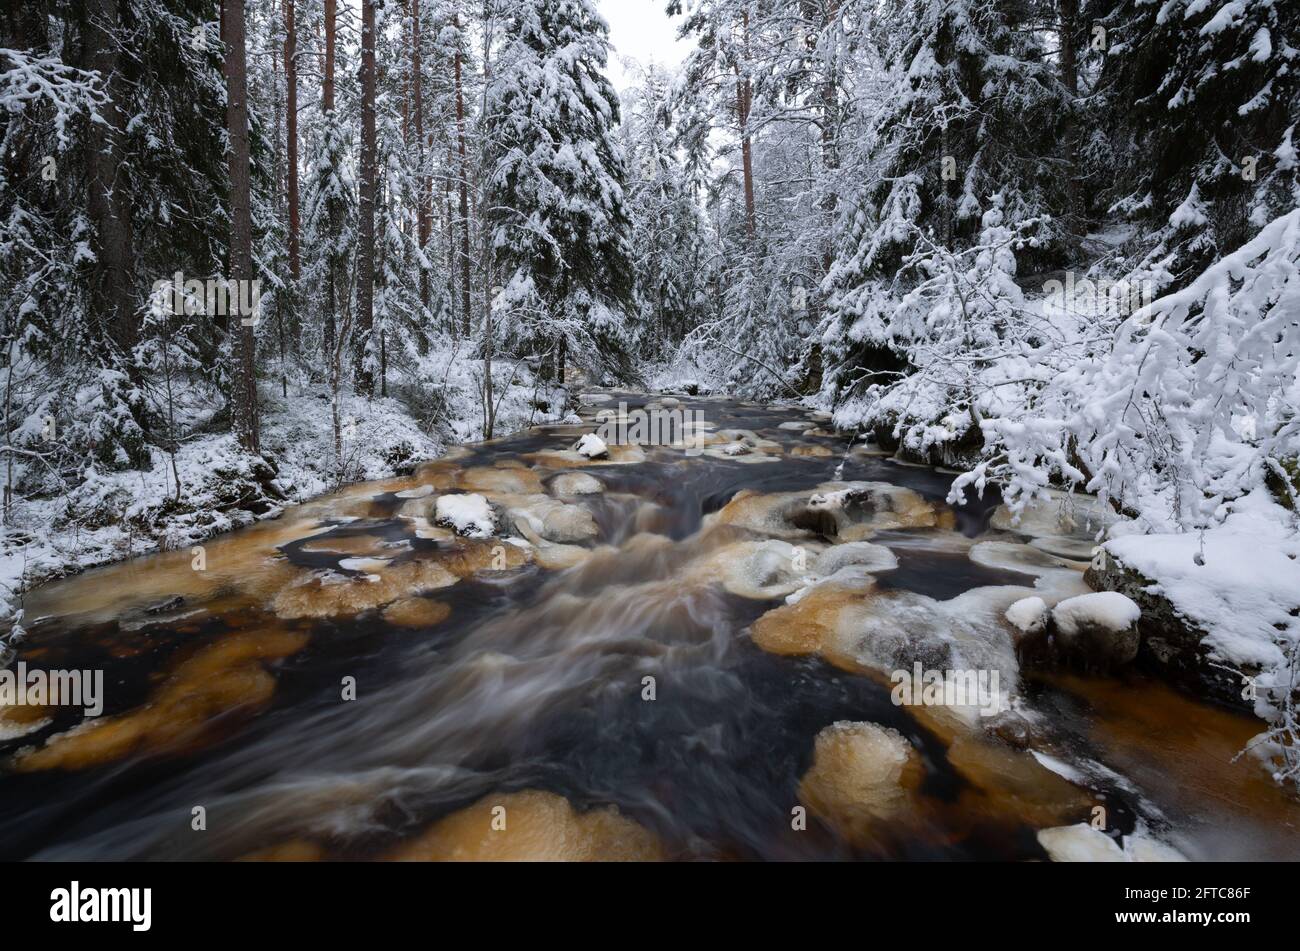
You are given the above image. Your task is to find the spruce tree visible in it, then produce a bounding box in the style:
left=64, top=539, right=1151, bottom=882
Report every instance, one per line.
left=483, top=0, right=637, bottom=384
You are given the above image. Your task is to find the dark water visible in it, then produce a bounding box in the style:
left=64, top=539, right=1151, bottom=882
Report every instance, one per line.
left=1, top=393, right=1296, bottom=861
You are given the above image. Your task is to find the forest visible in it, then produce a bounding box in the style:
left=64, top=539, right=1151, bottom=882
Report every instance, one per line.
left=1, top=0, right=1299, bottom=864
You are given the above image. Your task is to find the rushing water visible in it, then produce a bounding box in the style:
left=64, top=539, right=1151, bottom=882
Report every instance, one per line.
left=2, top=393, right=1297, bottom=861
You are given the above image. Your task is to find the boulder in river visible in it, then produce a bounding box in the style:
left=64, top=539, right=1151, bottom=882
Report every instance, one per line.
left=549, top=471, right=603, bottom=497
left=1084, top=555, right=1258, bottom=710
left=797, top=721, right=924, bottom=847
left=1051, top=591, right=1142, bottom=670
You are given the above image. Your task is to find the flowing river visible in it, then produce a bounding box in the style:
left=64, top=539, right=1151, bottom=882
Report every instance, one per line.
left=2, top=393, right=1297, bottom=861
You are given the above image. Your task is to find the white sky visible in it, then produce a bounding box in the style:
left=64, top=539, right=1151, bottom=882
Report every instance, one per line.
left=595, top=0, right=693, bottom=92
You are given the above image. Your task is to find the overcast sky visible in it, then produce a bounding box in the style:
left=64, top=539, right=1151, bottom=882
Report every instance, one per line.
left=595, top=0, right=693, bottom=91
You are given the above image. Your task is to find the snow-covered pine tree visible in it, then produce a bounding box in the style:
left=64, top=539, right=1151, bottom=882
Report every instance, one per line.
left=619, top=64, right=713, bottom=357
left=819, top=0, right=1066, bottom=411
left=1088, top=0, right=1300, bottom=289
left=2, top=1, right=232, bottom=478
left=666, top=0, right=858, bottom=397
left=483, top=0, right=638, bottom=384
left=373, top=0, right=435, bottom=381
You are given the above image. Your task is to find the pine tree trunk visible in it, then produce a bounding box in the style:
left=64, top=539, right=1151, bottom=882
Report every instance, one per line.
left=285, top=0, right=300, bottom=283
left=445, top=141, right=455, bottom=332
left=323, top=0, right=338, bottom=360
left=84, top=0, right=137, bottom=357
left=455, top=11, right=472, bottom=337
left=736, top=12, right=756, bottom=243
left=1058, top=0, right=1082, bottom=236
left=223, top=0, right=260, bottom=453
left=355, top=0, right=377, bottom=397
left=274, top=13, right=289, bottom=399
left=817, top=0, right=839, bottom=276
left=412, top=0, right=430, bottom=313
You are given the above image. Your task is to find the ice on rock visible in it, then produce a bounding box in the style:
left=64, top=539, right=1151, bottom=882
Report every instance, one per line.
left=273, top=561, right=461, bottom=619
left=1037, top=823, right=1125, bottom=861
left=387, top=789, right=662, bottom=861
left=575, top=433, right=609, bottom=459
left=791, top=444, right=834, bottom=457
left=550, top=471, right=603, bottom=496
left=711, top=481, right=948, bottom=540
left=990, top=489, right=1120, bottom=540
left=751, top=579, right=1027, bottom=711
left=968, top=541, right=1091, bottom=600
left=434, top=494, right=496, bottom=538
left=394, top=485, right=434, bottom=499
left=1037, top=823, right=1187, bottom=862
left=382, top=598, right=452, bottom=628
left=400, top=516, right=456, bottom=542
left=691, top=539, right=813, bottom=599
left=797, top=721, right=924, bottom=847
left=525, top=444, right=646, bottom=467
left=458, top=466, right=545, bottom=495
left=1028, top=535, right=1097, bottom=562
left=502, top=495, right=599, bottom=544
left=338, top=557, right=391, bottom=574
left=1123, top=833, right=1189, bottom=862
left=839, top=588, right=1022, bottom=700
left=813, top=542, right=899, bottom=577
left=779, top=420, right=816, bottom=431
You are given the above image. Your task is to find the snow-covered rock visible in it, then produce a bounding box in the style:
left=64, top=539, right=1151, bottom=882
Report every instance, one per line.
left=1091, top=491, right=1300, bottom=713
left=1005, top=596, right=1049, bottom=635
left=434, top=494, right=496, bottom=538
left=1052, top=591, right=1142, bottom=667
left=574, top=433, right=609, bottom=459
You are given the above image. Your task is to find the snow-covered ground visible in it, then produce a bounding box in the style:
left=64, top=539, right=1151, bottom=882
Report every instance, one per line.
left=0, top=353, right=568, bottom=656
left=1105, top=490, right=1300, bottom=710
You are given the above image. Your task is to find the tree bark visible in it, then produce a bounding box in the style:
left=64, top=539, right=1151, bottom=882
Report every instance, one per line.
left=323, top=0, right=338, bottom=359
left=412, top=0, right=431, bottom=313
left=455, top=10, right=472, bottom=336
left=223, top=0, right=260, bottom=453
left=735, top=11, right=756, bottom=242
left=355, top=0, right=377, bottom=396
left=1058, top=0, right=1082, bottom=235
left=446, top=140, right=455, bottom=332
left=84, top=0, right=137, bottom=356
left=284, top=0, right=300, bottom=282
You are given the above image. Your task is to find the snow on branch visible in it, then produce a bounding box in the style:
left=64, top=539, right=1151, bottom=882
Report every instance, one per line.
left=0, top=48, right=108, bottom=149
